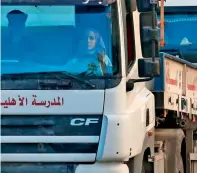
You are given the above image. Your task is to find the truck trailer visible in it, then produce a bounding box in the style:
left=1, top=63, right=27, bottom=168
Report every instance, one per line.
left=1, top=0, right=197, bottom=173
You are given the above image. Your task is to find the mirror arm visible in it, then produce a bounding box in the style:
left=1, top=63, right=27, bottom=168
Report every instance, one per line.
left=151, top=2, right=157, bottom=62
left=126, top=76, right=154, bottom=92
left=130, top=76, right=154, bottom=83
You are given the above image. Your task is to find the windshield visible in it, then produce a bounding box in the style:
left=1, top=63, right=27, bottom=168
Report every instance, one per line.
left=158, top=12, right=197, bottom=63
left=1, top=5, right=119, bottom=77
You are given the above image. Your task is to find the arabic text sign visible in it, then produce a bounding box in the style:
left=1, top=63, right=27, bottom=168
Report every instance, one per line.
left=1, top=0, right=107, bottom=5
left=0, top=95, right=64, bottom=109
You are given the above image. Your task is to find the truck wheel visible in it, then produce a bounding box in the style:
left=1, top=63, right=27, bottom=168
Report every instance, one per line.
left=142, top=160, right=153, bottom=173
left=141, top=165, right=145, bottom=173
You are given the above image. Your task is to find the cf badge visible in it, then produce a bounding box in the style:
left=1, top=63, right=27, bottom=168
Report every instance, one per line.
left=70, top=118, right=99, bottom=126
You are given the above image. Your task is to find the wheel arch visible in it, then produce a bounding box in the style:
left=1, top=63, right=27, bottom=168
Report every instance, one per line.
left=127, top=128, right=155, bottom=173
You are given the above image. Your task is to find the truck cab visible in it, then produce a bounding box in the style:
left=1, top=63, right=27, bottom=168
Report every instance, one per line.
left=1, top=0, right=197, bottom=173
left=1, top=0, right=158, bottom=172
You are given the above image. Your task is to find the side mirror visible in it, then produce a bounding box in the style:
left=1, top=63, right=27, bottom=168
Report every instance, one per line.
left=126, top=58, right=161, bottom=92
left=140, top=11, right=159, bottom=58
left=138, top=58, right=161, bottom=77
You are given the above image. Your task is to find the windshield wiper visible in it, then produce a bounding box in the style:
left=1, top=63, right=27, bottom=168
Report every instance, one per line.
left=44, top=71, right=96, bottom=88
left=1, top=71, right=96, bottom=89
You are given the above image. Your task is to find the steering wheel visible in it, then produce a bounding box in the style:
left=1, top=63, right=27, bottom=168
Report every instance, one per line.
left=77, top=70, right=97, bottom=77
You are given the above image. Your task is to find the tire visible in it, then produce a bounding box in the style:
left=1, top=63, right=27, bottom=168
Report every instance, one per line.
left=141, top=164, right=146, bottom=173
left=143, top=160, right=153, bottom=173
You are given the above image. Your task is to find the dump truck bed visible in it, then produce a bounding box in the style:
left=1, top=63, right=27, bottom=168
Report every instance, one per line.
left=149, top=53, right=197, bottom=115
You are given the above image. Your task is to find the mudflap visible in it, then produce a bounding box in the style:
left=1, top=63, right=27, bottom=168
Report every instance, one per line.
left=155, top=129, right=185, bottom=173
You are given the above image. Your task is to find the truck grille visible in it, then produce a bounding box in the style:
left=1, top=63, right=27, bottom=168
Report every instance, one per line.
left=1, top=114, right=103, bottom=162
left=2, top=163, right=78, bottom=173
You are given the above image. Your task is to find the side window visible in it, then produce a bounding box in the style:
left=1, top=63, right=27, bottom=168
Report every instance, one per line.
left=125, top=12, right=136, bottom=74
left=124, top=0, right=136, bottom=74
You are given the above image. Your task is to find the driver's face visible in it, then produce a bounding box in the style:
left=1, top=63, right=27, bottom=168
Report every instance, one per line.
left=88, top=31, right=96, bottom=50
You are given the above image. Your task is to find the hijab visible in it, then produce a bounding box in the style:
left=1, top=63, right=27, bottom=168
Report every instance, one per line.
left=76, top=29, right=106, bottom=57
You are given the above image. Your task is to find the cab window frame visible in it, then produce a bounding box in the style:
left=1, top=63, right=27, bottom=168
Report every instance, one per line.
left=121, top=0, right=136, bottom=75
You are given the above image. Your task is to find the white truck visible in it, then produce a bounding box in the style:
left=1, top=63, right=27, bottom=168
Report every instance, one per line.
left=1, top=0, right=197, bottom=173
